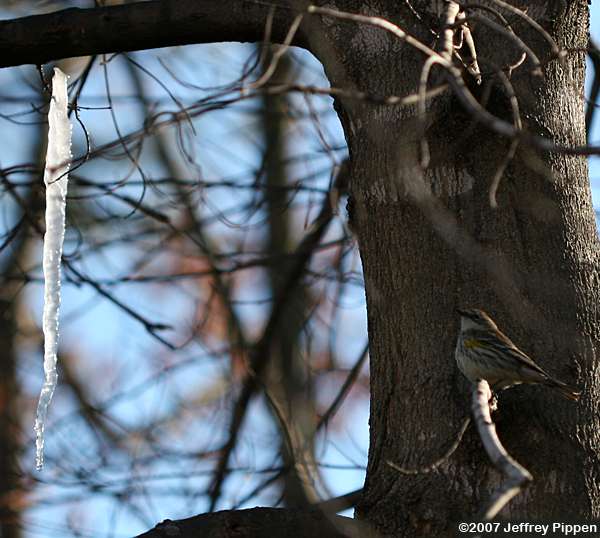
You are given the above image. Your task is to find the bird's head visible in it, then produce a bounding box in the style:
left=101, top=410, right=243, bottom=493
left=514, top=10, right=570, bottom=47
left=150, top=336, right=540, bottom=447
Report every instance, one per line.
left=456, top=308, right=497, bottom=331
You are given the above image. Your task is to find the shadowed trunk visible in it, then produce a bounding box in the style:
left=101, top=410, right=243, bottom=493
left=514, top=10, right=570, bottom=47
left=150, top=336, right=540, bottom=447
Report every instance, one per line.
left=306, top=1, right=598, bottom=535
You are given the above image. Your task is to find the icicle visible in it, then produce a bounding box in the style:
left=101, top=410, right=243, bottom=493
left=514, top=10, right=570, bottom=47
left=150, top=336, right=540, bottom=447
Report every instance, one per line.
left=35, top=68, right=71, bottom=470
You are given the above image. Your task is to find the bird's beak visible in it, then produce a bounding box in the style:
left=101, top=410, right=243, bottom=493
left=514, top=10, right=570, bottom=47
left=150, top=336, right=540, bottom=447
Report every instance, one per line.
left=456, top=308, right=469, bottom=316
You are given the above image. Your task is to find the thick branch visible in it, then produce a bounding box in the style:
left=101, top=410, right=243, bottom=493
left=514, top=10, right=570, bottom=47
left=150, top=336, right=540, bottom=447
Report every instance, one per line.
left=136, top=507, right=372, bottom=538
left=0, top=0, right=307, bottom=69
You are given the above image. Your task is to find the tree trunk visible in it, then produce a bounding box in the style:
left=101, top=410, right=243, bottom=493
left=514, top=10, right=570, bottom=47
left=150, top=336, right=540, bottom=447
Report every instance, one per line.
left=302, top=0, right=599, bottom=535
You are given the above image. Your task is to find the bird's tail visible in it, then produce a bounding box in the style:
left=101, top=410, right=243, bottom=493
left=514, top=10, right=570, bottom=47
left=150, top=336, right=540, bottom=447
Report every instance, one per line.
left=546, top=378, right=581, bottom=401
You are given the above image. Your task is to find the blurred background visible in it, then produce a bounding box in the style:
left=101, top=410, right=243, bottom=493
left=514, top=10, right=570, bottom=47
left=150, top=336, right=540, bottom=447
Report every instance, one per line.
left=0, top=1, right=598, bottom=536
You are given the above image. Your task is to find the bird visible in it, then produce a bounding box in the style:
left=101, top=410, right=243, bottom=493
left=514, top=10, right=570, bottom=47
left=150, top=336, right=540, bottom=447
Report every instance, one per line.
left=455, top=308, right=580, bottom=401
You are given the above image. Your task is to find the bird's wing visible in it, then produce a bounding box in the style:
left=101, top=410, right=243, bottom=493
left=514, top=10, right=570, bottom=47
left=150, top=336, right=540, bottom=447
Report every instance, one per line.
left=473, top=329, right=551, bottom=378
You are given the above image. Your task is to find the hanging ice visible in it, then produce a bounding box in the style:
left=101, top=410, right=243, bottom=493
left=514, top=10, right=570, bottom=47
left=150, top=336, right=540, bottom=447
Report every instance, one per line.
left=35, top=68, right=71, bottom=470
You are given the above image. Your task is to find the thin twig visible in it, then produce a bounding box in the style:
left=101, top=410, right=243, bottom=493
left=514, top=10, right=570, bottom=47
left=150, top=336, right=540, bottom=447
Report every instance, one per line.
left=386, top=417, right=471, bottom=475
left=307, top=4, right=597, bottom=156
left=487, top=67, right=522, bottom=208
left=486, top=0, right=563, bottom=63
left=456, top=10, right=481, bottom=84
left=207, top=160, right=350, bottom=511
left=316, top=343, right=369, bottom=431
left=461, top=3, right=526, bottom=75
left=247, top=14, right=304, bottom=90
left=466, top=13, right=542, bottom=76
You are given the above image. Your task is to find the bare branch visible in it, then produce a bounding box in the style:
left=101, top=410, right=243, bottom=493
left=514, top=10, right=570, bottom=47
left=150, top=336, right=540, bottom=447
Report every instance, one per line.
left=207, top=161, right=350, bottom=510
left=472, top=380, right=532, bottom=520
left=0, top=0, right=308, bottom=69
left=386, top=417, right=470, bottom=475
left=136, top=507, right=371, bottom=538
left=317, top=343, right=369, bottom=431
left=308, top=4, right=599, bottom=157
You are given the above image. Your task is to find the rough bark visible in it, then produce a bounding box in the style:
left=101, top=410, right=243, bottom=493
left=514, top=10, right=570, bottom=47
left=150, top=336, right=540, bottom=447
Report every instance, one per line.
left=305, top=1, right=598, bottom=535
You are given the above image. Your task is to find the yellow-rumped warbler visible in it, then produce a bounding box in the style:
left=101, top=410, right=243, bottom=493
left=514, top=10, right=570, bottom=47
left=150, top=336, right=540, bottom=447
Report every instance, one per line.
left=455, top=308, right=580, bottom=400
